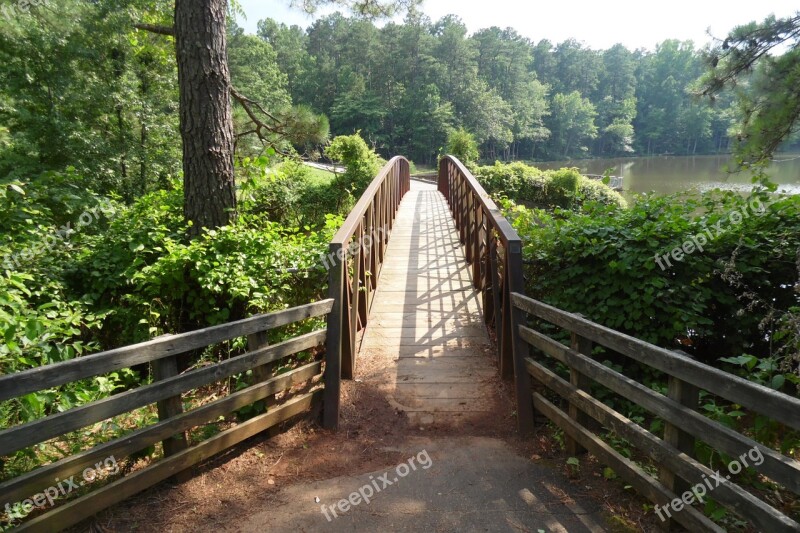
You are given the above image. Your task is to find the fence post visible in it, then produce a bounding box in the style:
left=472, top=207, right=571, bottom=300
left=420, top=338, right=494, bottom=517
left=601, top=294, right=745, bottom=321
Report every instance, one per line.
left=659, top=350, right=699, bottom=530
left=247, top=331, right=280, bottom=436
left=566, top=326, right=592, bottom=456
left=323, top=242, right=344, bottom=430
left=508, top=243, right=534, bottom=436
left=153, top=352, right=190, bottom=481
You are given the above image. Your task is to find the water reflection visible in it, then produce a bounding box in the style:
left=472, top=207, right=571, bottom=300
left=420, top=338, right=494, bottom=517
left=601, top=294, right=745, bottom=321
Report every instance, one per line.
left=534, top=154, right=800, bottom=197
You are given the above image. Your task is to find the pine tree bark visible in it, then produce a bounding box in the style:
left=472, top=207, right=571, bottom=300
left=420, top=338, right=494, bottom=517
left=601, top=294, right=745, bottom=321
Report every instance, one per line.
left=175, top=0, right=236, bottom=236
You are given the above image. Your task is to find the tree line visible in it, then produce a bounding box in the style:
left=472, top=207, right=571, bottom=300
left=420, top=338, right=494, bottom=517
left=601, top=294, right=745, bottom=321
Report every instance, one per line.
left=1, top=2, right=797, bottom=212
left=258, top=10, right=749, bottom=164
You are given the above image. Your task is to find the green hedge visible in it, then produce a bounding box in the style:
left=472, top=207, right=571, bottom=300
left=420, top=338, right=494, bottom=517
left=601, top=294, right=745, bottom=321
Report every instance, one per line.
left=473, top=161, right=626, bottom=209
left=504, top=190, right=800, bottom=381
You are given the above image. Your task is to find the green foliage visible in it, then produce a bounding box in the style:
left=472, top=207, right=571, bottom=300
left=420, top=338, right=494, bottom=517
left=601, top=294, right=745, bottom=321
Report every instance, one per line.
left=446, top=128, right=480, bottom=165
left=506, top=191, right=800, bottom=368
left=75, top=177, right=339, bottom=344
left=474, top=161, right=626, bottom=209
left=546, top=168, right=581, bottom=207
left=698, top=12, right=800, bottom=165
left=548, top=91, right=598, bottom=157
left=325, top=132, right=382, bottom=196
left=0, top=0, right=181, bottom=198
left=263, top=12, right=741, bottom=163
left=239, top=158, right=310, bottom=225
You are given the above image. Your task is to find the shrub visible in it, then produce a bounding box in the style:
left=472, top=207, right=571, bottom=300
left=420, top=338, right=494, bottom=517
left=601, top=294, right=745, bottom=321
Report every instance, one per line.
left=473, top=161, right=626, bottom=209
left=545, top=168, right=581, bottom=208
left=446, top=128, right=480, bottom=165
left=506, top=190, right=800, bottom=377
left=239, top=158, right=308, bottom=225
left=578, top=177, right=627, bottom=209
left=325, top=132, right=382, bottom=197
left=76, top=182, right=339, bottom=345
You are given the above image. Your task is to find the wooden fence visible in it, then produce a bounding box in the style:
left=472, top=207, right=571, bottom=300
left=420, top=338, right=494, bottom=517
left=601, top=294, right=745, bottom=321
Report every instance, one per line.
left=512, top=292, right=800, bottom=532
left=325, top=156, right=410, bottom=429
left=438, top=155, right=533, bottom=434
left=0, top=299, right=334, bottom=532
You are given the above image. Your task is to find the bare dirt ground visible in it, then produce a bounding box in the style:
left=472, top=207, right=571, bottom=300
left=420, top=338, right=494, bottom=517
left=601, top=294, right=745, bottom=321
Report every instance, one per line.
left=78, top=357, right=659, bottom=533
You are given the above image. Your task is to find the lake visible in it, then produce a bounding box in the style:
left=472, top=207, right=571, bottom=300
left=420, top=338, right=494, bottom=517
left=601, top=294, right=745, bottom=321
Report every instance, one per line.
left=533, top=154, right=800, bottom=197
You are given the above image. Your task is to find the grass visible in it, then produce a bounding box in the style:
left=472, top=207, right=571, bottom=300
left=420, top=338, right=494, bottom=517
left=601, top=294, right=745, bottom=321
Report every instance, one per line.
left=304, top=166, right=336, bottom=185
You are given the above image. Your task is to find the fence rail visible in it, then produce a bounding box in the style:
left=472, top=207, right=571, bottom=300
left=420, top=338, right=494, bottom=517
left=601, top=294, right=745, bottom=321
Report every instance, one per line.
left=512, top=292, right=800, bottom=532
left=437, top=155, right=533, bottom=433
left=0, top=300, right=334, bottom=532
left=325, top=156, right=410, bottom=429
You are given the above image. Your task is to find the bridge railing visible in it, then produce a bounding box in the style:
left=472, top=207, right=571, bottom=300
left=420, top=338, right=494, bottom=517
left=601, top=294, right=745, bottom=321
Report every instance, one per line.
left=0, top=300, right=333, bottom=532
left=512, top=292, right=800, bottom=532
left=325, top=156, right=410, bottom=429
left=437, top=155, right=534, bottom=434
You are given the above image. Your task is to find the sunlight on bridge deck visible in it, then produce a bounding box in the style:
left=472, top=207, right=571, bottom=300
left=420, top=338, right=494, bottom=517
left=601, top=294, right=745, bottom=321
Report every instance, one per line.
left=358, top=180, right=505, bottom=427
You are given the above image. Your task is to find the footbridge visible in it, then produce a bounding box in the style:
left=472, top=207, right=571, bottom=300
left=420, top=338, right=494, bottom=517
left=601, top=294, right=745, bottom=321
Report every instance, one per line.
left=1, top=157, right=799, bottom=532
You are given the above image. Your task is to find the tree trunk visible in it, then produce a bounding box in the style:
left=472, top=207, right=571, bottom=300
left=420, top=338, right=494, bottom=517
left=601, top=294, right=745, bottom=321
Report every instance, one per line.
left=175, top=0, right=236, bottom=236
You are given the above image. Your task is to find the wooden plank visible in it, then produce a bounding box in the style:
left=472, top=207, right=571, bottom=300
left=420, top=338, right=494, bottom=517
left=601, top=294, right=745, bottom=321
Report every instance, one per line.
left=247, top=331, right=272, bottom=384
left=247, top=329, right=278, bottom=440
left=532, top=391, right=724, bottom=533
left=0, top=299, right=333, bottom=402
left=527, top=358, right=799, bottom=532
left=507, top=239, right=533, bottom=435
left=0, top=330, right=327, bottom=457
left=439, top=156, right=522, bottom=248
left=519, top=325, right=800, bottom=494
left=16, top=391, right=322, bottom=533
left=512, top=292, right=800, bottom=431
left=0, top=362, right=321, bottom=507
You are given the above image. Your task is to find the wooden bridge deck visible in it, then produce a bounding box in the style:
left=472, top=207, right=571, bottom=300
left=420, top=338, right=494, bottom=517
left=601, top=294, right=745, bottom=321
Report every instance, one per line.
left=359, top=180, right=504, bottom=427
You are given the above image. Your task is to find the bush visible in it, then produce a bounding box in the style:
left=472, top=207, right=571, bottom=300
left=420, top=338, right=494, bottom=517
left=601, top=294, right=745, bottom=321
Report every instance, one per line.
left=505, top=190, right=800, bottom=379
left=578, top=176, right=628, bottom=208
left=446, top=128, right=479, bottom=165
left=473, top=161, right=626, bottom=209
left=546, top=168, right=581, bottom=207
left=239, top=158, right=309, bottom=226
left=325, top=132, right=382, bottom=197
left=76, top=181, right=339, bottom=345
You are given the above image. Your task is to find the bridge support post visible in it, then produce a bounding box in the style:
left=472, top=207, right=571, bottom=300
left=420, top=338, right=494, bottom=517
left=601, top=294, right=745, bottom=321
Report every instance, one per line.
left=508, top=245, right=534, bottom=436
left=659, top=350, right=699, bottom=530
left=247, top=331, right=280, bottom=437
left=566, top=328, right=592, bottom=456
left=153, top=351, right=190, bottom=481
left=323, top=242, right=344, bottom=430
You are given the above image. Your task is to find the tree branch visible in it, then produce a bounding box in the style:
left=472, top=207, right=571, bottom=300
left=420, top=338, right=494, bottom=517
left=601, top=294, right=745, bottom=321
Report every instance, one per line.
left=134, top=23, right=175, bottom=36
left=230, top=87, right=287, bottom=137
left=230, top=87, right=293, bottom=156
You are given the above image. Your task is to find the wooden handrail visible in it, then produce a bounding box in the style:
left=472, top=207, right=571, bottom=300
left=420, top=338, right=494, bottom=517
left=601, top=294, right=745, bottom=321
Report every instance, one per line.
left=0, top=300, right=333, bottom=531
left=512, top=290, right=800, bottom=531
left=511, top=293, right=800, bottom=431
left=437, top=155, right=533, bottom=434
left=324, top=156, right=410, bottom=430
left=0, top=299, right=334, bottom=402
